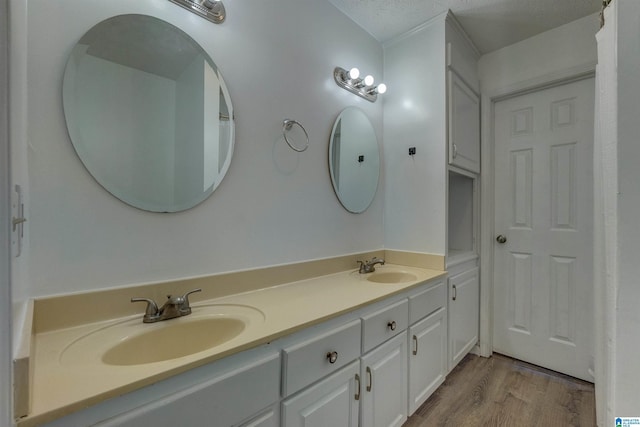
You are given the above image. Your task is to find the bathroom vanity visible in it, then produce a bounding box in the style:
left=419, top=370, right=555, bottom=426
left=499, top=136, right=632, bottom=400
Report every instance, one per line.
left=18, top=259, right=453, bottom=427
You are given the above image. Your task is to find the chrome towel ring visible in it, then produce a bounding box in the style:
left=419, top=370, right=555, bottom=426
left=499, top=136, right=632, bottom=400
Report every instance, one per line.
left=282, top=119, right=309, bottom=152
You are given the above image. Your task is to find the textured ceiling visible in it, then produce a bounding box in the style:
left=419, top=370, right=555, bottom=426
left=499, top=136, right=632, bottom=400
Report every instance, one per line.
left=328, top=0, right=601, bottom=53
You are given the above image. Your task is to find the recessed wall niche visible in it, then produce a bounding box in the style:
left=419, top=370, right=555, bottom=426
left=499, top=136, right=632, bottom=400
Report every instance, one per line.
left=448, top=170, right=476, bottom=258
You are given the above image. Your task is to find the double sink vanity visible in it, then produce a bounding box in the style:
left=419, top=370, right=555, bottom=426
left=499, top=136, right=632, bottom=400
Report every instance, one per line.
left=12, top=4, right=483, bottom=426
left=17, top=252, right=460, bottom=427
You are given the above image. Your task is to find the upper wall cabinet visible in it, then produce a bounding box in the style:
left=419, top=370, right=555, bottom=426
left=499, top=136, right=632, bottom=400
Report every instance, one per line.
left=448, top=72, right=480, bottom=173
left=446, top=17, right=481, bottom=174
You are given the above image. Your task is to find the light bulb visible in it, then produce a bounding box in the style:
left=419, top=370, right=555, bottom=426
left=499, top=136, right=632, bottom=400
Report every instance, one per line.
left=348, top=67, right=360, bottom=80
left=377, top=83, right=387, bottom=94
left=364, top=75, right=374, bottom=86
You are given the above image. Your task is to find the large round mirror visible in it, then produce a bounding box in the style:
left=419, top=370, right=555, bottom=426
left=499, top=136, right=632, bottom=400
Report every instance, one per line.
left=62, top=14, right=234, bottom=212
left=329, top=107, right=380, bottom=213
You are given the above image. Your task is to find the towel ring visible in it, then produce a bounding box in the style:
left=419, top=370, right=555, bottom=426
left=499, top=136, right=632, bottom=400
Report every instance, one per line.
left=282, top=119, right=309, bottom=152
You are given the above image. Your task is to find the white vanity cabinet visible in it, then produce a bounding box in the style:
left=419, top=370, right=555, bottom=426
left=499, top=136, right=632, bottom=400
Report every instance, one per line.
left=39, top=275, right=450, bottom=427
left=359, top=300, right=409, bottom=427
left=281, top=361, right=361, bottom=427
left=43, top=348, right=281, bottom=427
left=448, top=264, right=479, bottom=370
left=407, top=280, right=447, bottom=414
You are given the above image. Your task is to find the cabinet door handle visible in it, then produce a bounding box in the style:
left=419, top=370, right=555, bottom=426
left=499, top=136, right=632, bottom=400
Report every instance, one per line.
left=387, top=320, right=397, bottom=331
left=326, top=351, right=338, bottom=364
left=453, top=143, right=458, bottom=159
left=412, top=335, right=418, bottom=356
left=354, top=374, right=361, bottom=401
left=366, top=366, right=373, bottom=392
left=452, top=284, right=457, bottom=301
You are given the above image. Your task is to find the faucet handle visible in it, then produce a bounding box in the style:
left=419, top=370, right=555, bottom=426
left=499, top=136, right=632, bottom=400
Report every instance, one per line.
left=357, top=260, right=366, bottom=273
left=179, top=289, right=202, bottom=314
left=131, top=297, right=160, bottom=322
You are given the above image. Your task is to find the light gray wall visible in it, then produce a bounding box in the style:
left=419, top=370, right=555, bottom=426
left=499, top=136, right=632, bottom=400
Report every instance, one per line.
left=382, top=19, right=448, bottom=255
left=11, top=0, right=384, bottom=300
left=478, top=13, right=599, bottom=95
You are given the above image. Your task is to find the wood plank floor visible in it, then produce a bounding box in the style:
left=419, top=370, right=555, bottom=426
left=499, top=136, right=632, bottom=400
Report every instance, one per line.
left=404, top=353, right=596, bottom=427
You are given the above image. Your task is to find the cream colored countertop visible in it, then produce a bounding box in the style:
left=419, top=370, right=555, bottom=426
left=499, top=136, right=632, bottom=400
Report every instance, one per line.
left=21, top=264, right=445, bottom=426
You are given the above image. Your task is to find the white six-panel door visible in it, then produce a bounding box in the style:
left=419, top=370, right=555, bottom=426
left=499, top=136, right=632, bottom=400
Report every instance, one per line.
left=493, top=78, right=594, bottom=382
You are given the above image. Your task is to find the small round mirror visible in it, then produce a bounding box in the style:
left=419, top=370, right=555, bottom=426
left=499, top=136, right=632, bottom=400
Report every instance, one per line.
left=329, top=107, right=380, bottom=213
left=62, top=14, right=234, bottom=212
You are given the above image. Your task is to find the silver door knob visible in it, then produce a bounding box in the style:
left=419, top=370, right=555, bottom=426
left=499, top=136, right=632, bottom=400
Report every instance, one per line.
left=496, top=235, right=507, bottom=244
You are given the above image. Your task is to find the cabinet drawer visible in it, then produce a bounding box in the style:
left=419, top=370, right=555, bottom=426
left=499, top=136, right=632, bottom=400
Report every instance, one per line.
left=282, top=319, right=361, bottom=396
left=361, top=299, right=408, bottom=353
left=409, top=280, right=446, bottom=324
left=91, top=352, right=280, bottom=427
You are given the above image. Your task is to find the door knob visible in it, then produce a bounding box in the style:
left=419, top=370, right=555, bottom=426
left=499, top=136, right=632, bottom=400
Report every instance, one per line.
left=496, top=235, right=507, bottom=244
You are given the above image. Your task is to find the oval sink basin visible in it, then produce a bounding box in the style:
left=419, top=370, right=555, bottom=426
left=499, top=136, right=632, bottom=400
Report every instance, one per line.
left=60, top=304, right=265, bottom=367
left=102, top=317, right=245, bottom=366
left=367, top=272, right=418, bottom=283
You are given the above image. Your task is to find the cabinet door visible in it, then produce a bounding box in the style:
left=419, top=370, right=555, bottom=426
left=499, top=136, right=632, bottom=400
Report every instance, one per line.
left=282, top=361, right=360, bottom=427
left=408, top=307, right=447, bottom=415
left=448, top=267, right=479, bottom=370
left=448, top=71, right=480, bottom=173
left=360, top=333, right=407, bottom=427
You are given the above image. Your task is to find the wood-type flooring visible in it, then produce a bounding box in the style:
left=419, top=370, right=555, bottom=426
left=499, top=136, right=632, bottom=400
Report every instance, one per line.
left=403, top=353, right=596, bottom=427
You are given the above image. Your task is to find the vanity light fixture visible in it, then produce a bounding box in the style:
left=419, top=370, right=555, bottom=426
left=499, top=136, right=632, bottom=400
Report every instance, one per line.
left=334, top=66, right=386, bottom=103
left=168, top=0, right=226, bottom=24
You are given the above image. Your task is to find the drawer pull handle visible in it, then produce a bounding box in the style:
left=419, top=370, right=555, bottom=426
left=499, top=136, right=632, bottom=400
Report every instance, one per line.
left=387, top=320, right=397, bottom=331
left=412, top=335, right=418, bottom=355
left=366, top=366, right=372, bottom=392
left=452, top=284, right=457, bottom=301
left=327, top=351, right=338, bottom=364
left=354, top=374, right=361, bottom=400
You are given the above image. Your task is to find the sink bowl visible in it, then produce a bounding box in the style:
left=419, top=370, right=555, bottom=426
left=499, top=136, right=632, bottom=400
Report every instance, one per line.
left=102, top=317, right=245, bottom=366
left=366, top=272, right=418, bottom=283
left=60, top=304, right=265, bottom=366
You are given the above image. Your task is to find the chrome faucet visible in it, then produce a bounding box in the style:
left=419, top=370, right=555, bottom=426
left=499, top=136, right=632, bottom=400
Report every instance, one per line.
left=357, top=257, right=385, bottom=274
left=131, top=289, right=202, bottom=323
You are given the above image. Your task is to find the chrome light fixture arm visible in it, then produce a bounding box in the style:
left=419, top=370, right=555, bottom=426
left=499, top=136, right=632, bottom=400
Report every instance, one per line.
left=168, top=0, right=226, bottom=24
left=333, top=67, right=386, bottom=103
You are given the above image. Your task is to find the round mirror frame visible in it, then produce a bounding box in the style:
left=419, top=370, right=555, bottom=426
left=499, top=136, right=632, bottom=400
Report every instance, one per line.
left=62, top=14, right=235, bottom=212
left=328, top=107, right=380, bottom=213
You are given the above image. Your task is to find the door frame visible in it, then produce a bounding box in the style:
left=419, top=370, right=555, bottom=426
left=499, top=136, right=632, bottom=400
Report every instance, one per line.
left=0, top=0, right=13, bottom=424
left=478, top=62, right=596, bottom=359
